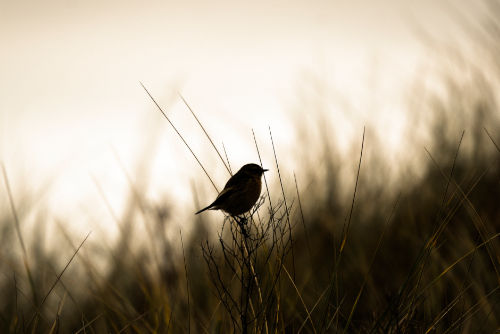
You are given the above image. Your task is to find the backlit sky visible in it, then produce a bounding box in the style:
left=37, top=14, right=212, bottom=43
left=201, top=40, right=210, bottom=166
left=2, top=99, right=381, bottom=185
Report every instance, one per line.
left=0, top=0, right=479, bottom=237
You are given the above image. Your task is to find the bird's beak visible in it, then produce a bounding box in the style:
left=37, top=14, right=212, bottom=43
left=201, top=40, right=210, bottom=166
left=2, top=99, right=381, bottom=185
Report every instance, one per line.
left=263, top=169, right=269, bottom=172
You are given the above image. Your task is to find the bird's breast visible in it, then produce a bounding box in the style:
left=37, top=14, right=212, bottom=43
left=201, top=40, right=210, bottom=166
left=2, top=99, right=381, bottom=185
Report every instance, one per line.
left=247, top=178, right=262, bottom=202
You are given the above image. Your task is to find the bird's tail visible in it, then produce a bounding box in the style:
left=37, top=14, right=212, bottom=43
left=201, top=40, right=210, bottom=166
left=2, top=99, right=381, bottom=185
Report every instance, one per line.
left=195, top=205, right=213, bottom=215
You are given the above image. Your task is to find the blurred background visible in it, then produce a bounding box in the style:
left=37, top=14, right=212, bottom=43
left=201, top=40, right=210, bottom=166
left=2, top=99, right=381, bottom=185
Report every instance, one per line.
left=1, top=0, right=500, bottom=332
left=0, top=0, right=479, bottom=236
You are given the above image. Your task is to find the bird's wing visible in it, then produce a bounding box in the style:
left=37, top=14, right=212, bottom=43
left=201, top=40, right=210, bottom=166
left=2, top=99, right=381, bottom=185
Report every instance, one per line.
left=195, top=204, right=212, bottom=215
left=223, top=170, right=243, bottom=189
left=195, top=188, right=232, bottom=214
left=212, top=185, right=236, bottom=206
left=195, top=172, right=245, bottom=214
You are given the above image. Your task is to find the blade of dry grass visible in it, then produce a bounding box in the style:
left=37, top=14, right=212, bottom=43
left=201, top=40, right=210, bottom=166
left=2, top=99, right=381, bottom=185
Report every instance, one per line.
left=484, top=127, right=500, bottom=153
left=425, top=147, right=500, bottom=281
left=293, top=172, right=313, bottom=267
left=320, top=126, right=365, bottom=332
left=402, top=131, right=466, bottom=328
left=222, top=141, right=233, bottom=175
left=110, top=147, right=167, bottom=279
left=435, top=130, right=465, bottom=225
left=297, top=286, right=330, bottom=333
left=117, top=310, right=151, bottom=334
left=179, top=93, right=232, bottom=176
left=421, top=232, right=500, bottom=295
left=74, top=313, right=103, bottom=334
left=1, top=163, right=38, bottom=306
left=441, top=286, right=500, bottom=334
left=47, top=292, right=66, bottom=334
left=339, top=126, right=365, bottom=254
left=140, top=82, right=219, bottom=192
left=282, top=264, right=317, bottom=334
left=252, top=129, right=272, bottom=213
left=342, top=193, right=400, bottom=334
left=179, top=229, right=191, bottom=334
left=424, top=284, right=472, bottom=334
left=269, top=126, right=295, bottom=279
left=27, top=232, right=91, bottom=328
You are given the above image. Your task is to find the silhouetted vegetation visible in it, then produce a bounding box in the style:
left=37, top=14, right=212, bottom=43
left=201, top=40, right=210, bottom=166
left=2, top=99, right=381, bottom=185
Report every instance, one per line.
left=1, top=3, right=500, bottom=333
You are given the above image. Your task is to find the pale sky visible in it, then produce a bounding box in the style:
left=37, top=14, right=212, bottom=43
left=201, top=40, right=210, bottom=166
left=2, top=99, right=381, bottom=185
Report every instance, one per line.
left=0, top=0, right=480, bottom=239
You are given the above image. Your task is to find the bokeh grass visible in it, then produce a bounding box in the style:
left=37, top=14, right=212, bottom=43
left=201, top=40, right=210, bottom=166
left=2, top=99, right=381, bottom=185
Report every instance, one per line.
left=2, top=4, right=500, bottom=333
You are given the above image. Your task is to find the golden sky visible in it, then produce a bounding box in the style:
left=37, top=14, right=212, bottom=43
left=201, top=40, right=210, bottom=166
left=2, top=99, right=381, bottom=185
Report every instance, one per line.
left=0, top=0, right=479, bottom=236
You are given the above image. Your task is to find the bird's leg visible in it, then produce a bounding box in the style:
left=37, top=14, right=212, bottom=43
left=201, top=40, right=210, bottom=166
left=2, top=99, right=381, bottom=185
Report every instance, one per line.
left=233, top=215, right=249, bottom=238
left=238, top=216, right=248, bottom=225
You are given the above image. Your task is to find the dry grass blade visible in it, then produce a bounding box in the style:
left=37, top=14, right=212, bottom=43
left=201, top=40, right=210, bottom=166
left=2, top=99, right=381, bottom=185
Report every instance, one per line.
left=252, top=129, right=272, bottom=211
left=1, top=162, right=38, bottom=305
left=1, top=163, right=29, bottom=264
left=297, top=286, right=330, bottom=333
left=402, top=131, right=466, bottom=324
left=282, top=264, right=317, bottom=334
left=117, top=311, right=151, bottom=333
left=320, top=126, right=365, bottom=332
left=222, top=141, right=233, bottom=174
left=293, top=172, right=312, bottom=265
left=180, top=229, right=191, bottom=334
left=48, top=292, right=66, bottom=334
left=339, top=126, right=365, bottom=254
left=424, top=147, right=500, bottom=280
left=424, top=284, right=472, bottom=334
left=435, top=130, right=464, bottom=225
left=74, top=313, right=103, bottom=334
left=110, top=148, right=162, bottom=269
left=269, top=126, right=295, bottom=278
left=28, top=232, right=91, bottom=328
left=343, top=194, right=400, bottom=334
left=441, top=286, right=500, bottom=334
left=179, top=93, right=232, bottom=175
left=484, top=127, right=500, bottom=153
left=140, top=82, right=219, bottom=192
left=420, top=232, right=500, bottom=295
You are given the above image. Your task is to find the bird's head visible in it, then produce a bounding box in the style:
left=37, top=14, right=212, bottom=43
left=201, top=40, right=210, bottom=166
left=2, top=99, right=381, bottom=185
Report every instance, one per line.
left=240, top=163, right=268, bottom=176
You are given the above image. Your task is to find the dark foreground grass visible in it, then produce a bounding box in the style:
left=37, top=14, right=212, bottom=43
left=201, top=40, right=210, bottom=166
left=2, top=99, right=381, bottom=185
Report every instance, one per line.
left=2, top=93, right=499, bottom=333
left=2, top=4, right=500, bottom=333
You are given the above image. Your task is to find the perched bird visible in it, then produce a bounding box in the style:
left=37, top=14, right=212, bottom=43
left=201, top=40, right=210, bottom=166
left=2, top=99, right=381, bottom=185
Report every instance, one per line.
left=195, top=163, right=268, bottom=216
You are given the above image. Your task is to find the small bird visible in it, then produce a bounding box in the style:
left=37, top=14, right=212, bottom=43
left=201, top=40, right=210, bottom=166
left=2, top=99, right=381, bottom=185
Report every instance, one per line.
left=195, top=163, right=268, bottom=216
